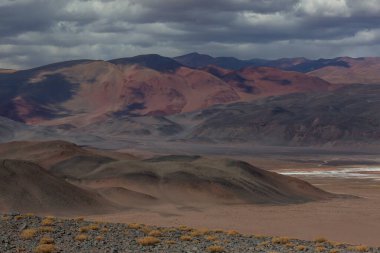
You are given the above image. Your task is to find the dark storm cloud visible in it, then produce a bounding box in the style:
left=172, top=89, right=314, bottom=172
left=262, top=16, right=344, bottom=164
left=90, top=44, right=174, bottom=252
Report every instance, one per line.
left=0, top=0, right=380, bottom=69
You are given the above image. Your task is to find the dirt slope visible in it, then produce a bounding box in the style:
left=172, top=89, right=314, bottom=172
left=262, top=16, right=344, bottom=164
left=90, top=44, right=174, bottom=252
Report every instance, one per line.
left=0, top=159, right=113, bottom=214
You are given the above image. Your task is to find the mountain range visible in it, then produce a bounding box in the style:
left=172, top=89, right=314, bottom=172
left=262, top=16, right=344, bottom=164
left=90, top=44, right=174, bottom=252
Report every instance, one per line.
left=1, top=53, right=380, bottom=148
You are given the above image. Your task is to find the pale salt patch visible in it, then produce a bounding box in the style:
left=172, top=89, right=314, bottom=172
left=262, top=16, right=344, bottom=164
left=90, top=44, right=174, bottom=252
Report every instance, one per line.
left=279, top=167, right=380, bottom=180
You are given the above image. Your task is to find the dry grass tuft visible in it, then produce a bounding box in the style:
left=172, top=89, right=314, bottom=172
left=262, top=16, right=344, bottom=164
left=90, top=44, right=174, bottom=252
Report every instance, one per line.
left=148, top=230, right=163, bottom=237
left=75, top=234, right=89, bottom=241
left=39, top=226, right=54, bottom=233
left=20, top=229, right=38, bottom=239
left=285, top=242, right=295, bottom=248
left=314, top=237, right=328, bottom=243
left=39, top=237, right=54, bottom=244
left=100, top=227, right=109, bottom=233
left=351, top=245, right=369, bottom=252
left=180, top=235, right=193, bottom=241
left=34, top=244, right=56, bottom=253
left=178, top=225, right=192, bottom=232
left=128, top=223, right=142, bottom=229
left=207, top=245, right=225, bottom=252
left=272, top=237, right=290, bottom=244
left=329, top=249, right=340, bottom=253
left=316, top=246, right=326, bottom=252
left=95, top=236, right=104, bottom=241
left=254, top=234, right=267, bottom=239
left=205, top=235, right=218, bottom=241
left=165, top=240, right=176, bottom=245
left=15, top=215, right=24, bottom=220
left=295, top=245, right=307, bottom=251
left=41, top=218, right=54, bottom=226
left=136, top=236, right=160, bottom=246
left=79, top=226, right=90, bottom=233
left=88, top=224, right=99, bottom=231
left=258, top=241, right=270, bottom=247
left=226, top=230, right=239, bottom=236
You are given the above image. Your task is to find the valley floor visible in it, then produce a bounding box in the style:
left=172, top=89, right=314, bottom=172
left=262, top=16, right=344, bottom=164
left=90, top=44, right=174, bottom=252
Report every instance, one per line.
left=84, top=173, right=380, bottom=247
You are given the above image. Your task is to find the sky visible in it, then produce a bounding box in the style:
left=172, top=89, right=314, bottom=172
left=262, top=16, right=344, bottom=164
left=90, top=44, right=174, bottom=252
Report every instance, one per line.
left=1, top=0, right=380, bottom=69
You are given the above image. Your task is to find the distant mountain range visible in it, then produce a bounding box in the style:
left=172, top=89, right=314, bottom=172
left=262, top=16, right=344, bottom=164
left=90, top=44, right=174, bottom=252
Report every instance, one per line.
left=1, top=53, right=380, bottom=147
left=0, top=54, right=330, bottom=124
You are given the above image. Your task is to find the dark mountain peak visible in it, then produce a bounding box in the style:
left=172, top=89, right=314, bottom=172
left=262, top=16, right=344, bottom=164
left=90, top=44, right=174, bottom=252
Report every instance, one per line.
left=109, top=54, right=182, bottom=72
left=173, top=52, right=215, bottom=68
left=27, top=59, right=96, bottom=72
left=175, top=52, right=214, bottom=59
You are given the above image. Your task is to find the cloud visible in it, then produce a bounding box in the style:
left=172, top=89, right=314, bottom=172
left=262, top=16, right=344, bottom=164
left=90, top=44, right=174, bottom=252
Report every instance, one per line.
left=0, top=0, right=379, bottom=69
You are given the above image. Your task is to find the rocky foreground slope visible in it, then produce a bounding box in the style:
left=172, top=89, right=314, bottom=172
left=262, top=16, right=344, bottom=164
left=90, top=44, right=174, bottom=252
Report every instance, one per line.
left=0, top=214, right=378, bottom=253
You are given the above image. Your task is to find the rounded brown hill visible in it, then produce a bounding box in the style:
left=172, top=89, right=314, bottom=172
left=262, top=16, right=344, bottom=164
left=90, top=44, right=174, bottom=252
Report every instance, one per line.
left=0, top=159, right=113, bottom=214
left=78, top=155, right=335, bottom=205
left=308, top=57, right=380, bottom=84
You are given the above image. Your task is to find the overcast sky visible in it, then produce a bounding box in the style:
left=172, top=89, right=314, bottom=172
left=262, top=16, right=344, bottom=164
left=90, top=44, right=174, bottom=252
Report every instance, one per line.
left=1, top=0, right=380, bottom=69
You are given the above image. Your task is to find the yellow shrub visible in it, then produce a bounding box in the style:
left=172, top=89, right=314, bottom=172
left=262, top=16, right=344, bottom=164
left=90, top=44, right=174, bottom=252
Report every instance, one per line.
left=148, top=230, right=163, bottom=237
left=40, top=237, right=54, bottom=244
left=226, top=230, right=239, bottom=236
left=39, top=226, right=54, bottom=233
left=34, top=244, right=56, bottom=253
left=95, top=236, right=104, bottom=241
left=272, top=237, right=290, bottom=244
left=207, top=245, right=225, bottom=252
left=41, top=218, right=54, bottom=226
left=315, top=237, right=328, bottom=243
left=136, top=236, right=160, bottom=246
left=128, top=223, right=141, bottom=229
left=180, top=235, right=193, bottom=241
left=20, top=229, right=38, bottom=239
left=296, top=245, right=307, bottom=251
left=205, top=235, right=218, bottom=241
left=75, top=234, right=88, bottom=241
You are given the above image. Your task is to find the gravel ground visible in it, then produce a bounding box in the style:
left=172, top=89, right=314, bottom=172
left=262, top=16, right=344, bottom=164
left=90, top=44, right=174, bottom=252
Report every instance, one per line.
left=1, top=213, right=379, bottom=253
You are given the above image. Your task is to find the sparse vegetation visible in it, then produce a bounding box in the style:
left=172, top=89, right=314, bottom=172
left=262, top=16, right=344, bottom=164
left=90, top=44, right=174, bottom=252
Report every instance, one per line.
left=75, top=234, right=89, bottom=241
left=352, top=245, right=370, bottom=252
left=296, top=245, right=307, bottom=251
left=88, top=224, right=99, bottom=231
left=179, top=225, right=192, bottom=232
left=39, top=226, right=54, bottom=233
left=95, top=236, right=104, bottom=241
left=165, top=240, right=176, bottom=245
left=136, top=236, right=160, bottom=246
left=205, top=235, right=218, bottom=241
left=100, top=227, right=109, bottom=233
left=40, top=237, right=54, bottom=245
left=20, top=229, right=38, bottom=239
left=180, top=235, right=193, bottom=241
left=34, top=244, right=56, bottom=253
left=3, top=214, right=380, bottom=253
left=272, top=237, right=290, bottom=244
left=127, top=223, right=141, bottom=229
left=207, top=245, right=225, bottom=252
left=315, top=237, right=328, bottom=243
left=316, top=246, right=326, bottom=252
left=148, top=230, right=163, bottom=237
left=41, top=218, right=54, bottom=226
left=226, top=230, right=239, bottom=236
